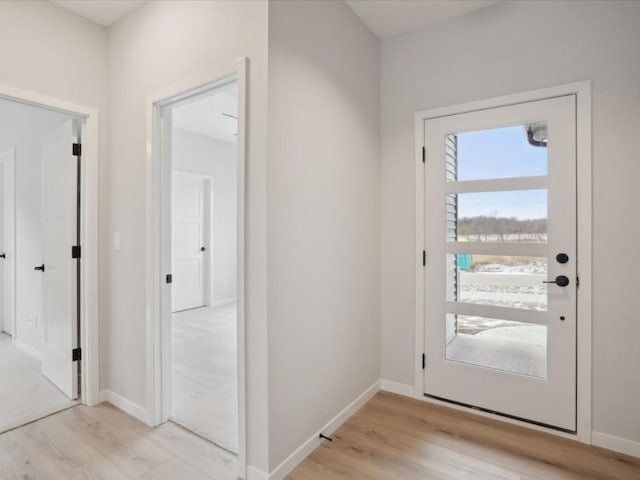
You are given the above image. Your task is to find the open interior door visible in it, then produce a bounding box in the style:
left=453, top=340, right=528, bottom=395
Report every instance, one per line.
left=41, top=120, right=79, bottom=400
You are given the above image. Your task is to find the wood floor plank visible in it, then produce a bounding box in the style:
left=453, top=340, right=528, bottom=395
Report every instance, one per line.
left=0, top=402, right=238, bottom=480
left=288, top=392, right=640, bottom=480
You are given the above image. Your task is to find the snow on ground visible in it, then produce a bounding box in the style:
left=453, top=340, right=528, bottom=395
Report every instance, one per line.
left=471, top=262, right=547, bottom=274
left=456, top=264, right=548, bottom=333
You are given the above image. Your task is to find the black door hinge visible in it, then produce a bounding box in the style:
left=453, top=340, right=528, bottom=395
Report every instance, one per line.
left=71, top=245, right=81, bottom=259
left=166, top=274, right=173, bottom=284
left=422, top=146, right=426, bottom=163
left=72, top=143, right=82, bottom=157
left=576, top=276, right=580, bottom=287
left=422, top=250, right=426, bottom=266
left=422, top=353, right=426, bottom=369
left=72, top=348, right=82, bottom=361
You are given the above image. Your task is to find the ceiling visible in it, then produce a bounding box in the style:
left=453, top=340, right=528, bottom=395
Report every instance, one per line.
left=50, top=0, right=145, bottom=27
left=345, top=0, right=501, bottom=39
left=50, top=0, right=499, bottom=37
left=172, top=84, right=238, bottom=144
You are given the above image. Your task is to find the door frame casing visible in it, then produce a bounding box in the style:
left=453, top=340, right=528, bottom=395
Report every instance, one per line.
left=0, top=83, right=101, bottom=407
left=146, top=58, right=247, bottom=478
left=414, top=81, right=592, bottom=443
left=0, top=148, right=16, bottom=338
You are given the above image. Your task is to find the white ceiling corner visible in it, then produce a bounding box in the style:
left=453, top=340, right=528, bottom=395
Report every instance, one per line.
left=345, top=0, right=501, bottom=39
left=49, top=0, right=145, bottom=27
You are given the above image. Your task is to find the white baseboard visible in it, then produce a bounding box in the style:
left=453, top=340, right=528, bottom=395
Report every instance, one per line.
left=380, top=379, right=415, bottom=398
left=99, top=389, right=148, bottom=424
left=268, top=380, right=381, bottom=480
left=15, top=340, right=41, bottom=361
left=245, top=465, right=269, bottom=480
left=209, top=297, right=237, bottom=307
left=592, top=431, right=640, bottom=458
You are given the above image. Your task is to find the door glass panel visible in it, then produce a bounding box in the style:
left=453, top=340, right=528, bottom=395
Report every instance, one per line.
left=449, top=190, right=548, bottom=243
left=446, top=315, right=547, bottom=379
left=447, top=123, right=548, bottom=182
left=447, top=254, right=548, bottom=311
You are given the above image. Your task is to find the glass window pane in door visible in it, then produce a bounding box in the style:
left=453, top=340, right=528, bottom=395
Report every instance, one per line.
left=446, top=123, right=548, bottom=182
left=447, top=254, right=548, bottom=311
left=449, top=189, right=548, bottom=243
left=446, top=315, right=547, bottom=379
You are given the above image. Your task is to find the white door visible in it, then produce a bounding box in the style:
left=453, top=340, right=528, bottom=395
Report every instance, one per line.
left=423, top=95, right=577, bottom=431
left=41, top=120, right=79, bottom=399
left=0, top=164, right=4, bottom=332
left=172, top=171, right=209, bottom=312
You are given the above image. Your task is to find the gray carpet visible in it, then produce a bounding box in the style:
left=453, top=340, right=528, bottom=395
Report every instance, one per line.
left=0, top=333, right=77, bottom=434
left=171, top=303, right=238, bottom=453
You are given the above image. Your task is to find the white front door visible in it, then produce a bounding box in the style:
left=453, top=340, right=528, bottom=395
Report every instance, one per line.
left=423, top=95, right=577, bottom=431
left=41, top=120, right=79, bottom=399
left=172, top=171, right=209, bottom=312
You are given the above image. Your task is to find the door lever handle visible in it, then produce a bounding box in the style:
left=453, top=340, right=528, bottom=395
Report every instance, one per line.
left=34, top=264, right=45, bottom=272
left=543, top=275, right=569, bottom=287
left=0, top=253, right=5, bottom=259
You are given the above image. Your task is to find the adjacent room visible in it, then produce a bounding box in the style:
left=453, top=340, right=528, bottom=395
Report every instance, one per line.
left=0, top=97, right=82, bottom=433
left=169, top=83, right=239, bottom=454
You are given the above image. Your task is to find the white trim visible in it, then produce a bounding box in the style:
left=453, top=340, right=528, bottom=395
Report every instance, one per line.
left=444, top=175, right=547, bottom=194
left=0, top=83, right=100, bottom=408
left=210, top=297, right=237, bottom=307
left=380, top=379, right=415, bottom=397
left=146, top=58, right=248, bottom=479
left=414, top=81, right=592, bottom=442
left=592, top=432, right=640, bottom=459
left=0, top=149, right=16, bottom=339
left=444, top=241, right=547, bottom=256
left=15, top=340, right=42, bottom=361
left=99, top=389, right=148, bottom=423
left=245, top=466, right=269, bottom=480
left=268, top=381, right=381, bottom=480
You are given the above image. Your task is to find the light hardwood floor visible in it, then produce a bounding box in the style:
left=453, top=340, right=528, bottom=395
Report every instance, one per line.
left=172, top=303, right=237, bottom=453
left=0, top=403, right=237, bottom=479
left=288, top=392, right=640, bottom=480
left=2, top=393, right=639, bottom=479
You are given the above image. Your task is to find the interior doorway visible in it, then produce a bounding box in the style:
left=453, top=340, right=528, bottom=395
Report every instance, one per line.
left=0, top=97, right=85, bottom=432
left=148, top=65, right=247, bottom=478
left=169, top=84, right=239, bottom=452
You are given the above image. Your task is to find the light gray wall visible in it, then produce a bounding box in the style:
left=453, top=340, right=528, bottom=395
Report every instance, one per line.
left=106, top=0, right=269, bottom=471
left=172, top=128, right=237, bottom=303
left=380, top=0, right=640, bottom=446
left=267, top=0, right=380, bottom=470
left=0, top=92, right=76, bottom=356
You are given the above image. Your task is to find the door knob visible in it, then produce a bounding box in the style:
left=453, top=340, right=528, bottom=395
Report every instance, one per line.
left=200, top=247, right=207, bottom=252
left=543, top=275, right=569, bottom=287
left=34, top=264, right=45, bottom=272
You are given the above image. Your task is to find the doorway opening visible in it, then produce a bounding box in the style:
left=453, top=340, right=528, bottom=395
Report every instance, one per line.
left=0, top=96, right=84, bottom=432
left=170, top=83, right=239, bottom=452
left=148, top=60, right=247, bottom=478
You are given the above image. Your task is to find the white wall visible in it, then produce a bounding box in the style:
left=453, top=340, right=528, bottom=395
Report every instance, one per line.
left=381, top=0, right=640, bottom=448
left=267, top=0, right=380, bottom=470
left=0, top=99, right=70, bottom=355
left=106, top=0, right=269, bottom=471
left=172, top=128, right=237, bottom=304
